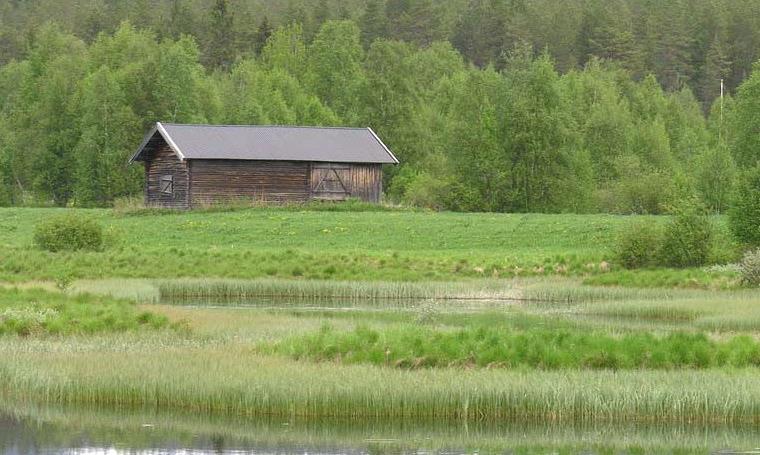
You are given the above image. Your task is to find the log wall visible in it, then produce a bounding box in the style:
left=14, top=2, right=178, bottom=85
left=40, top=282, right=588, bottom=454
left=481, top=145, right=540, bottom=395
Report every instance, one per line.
left=189, top=160, right=310, bottom=206
left=142, top=153, right=384, bottom=208
left=144, top=145, right=189, bottom=209
left=347, top=163, right=383, bottom=203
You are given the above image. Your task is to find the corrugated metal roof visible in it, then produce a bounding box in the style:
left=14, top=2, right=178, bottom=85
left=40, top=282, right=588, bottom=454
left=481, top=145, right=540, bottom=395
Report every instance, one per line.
left=130, top=123, right=398, bottom=164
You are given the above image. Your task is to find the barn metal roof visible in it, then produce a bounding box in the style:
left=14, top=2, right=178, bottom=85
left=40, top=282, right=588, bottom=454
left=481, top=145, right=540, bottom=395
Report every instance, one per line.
left=129, top=122, right=399, bottom=164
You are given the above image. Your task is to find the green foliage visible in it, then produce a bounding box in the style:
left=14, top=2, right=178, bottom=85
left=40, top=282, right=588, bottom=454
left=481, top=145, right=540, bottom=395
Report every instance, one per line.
left=695, top=145, right=735, bottom=213
left=0, top=10, right=752, bottom=213
left=273, top=324, right=760, bottom=370
left=658, top=202, right=714, bottom=268
left=739, top=249, right=760, bottom=287
left=615, top=220, right=663, bottom=269
left=33, top=214, right=104, bottom=252
left=306, top=20, right=365, bottom=121
left=730, top=61, right=760, bottom=168
left=728, top=165, right=760, bottom=245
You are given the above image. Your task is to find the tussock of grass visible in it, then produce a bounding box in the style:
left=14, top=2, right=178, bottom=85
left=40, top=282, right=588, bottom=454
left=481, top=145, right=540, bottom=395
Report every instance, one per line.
left=157, top=278, right=517, bottom=302
left=270, top=325, right=760, bottom=370
left=0, top=287, right=167, bottom=336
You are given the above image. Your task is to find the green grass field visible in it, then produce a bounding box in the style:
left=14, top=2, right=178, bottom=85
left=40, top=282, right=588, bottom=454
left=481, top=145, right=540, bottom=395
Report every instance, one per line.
left=0, top=207, right=738, bottom=287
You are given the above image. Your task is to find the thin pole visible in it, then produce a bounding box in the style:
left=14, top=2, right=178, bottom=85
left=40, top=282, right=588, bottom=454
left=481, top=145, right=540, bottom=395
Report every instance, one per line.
left=719, top=78, right=724, bottom=143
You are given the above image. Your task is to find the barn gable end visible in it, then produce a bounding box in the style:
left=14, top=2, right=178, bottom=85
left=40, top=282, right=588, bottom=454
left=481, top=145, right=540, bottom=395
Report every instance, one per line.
left=141, top=136, right=190, bottom=209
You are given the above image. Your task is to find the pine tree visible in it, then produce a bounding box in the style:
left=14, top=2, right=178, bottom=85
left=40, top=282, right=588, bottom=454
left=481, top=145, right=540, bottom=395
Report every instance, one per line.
left=451, top=0, right=507, bottom=68
left=207, top=0, right=236, bottom=70
left=385, top=0, right=443, bottom=46
left=254, top=17, right=273, bottom=55
left=699, top=36, right=732, bottom=109
left=359, top=0, right=388, bottom=47
left=167, top=0, right=195, bottom=40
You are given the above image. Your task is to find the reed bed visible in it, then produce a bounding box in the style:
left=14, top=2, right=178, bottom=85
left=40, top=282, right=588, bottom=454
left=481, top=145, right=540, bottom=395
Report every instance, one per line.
left=2, top=347, right=760, bottom=424
left=156, top=278, right=519, bottom=302
left=69, top=279, right=160, bottom=302
left=521, top=280, right=759, bottom=304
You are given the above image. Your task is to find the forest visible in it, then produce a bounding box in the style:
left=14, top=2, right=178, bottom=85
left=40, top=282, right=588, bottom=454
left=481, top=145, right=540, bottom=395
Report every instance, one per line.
left=0, top=0, right=759, bottom=213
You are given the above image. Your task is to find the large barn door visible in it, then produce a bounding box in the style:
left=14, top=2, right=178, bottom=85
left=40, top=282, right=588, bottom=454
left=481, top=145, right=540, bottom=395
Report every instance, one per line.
left=311, top=163, right=351, bottom=200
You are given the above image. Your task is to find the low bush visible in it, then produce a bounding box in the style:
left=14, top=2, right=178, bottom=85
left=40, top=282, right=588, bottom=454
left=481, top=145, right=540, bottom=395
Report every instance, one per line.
left=739, top=249, right=760, bottom=287
left=271, top=324, right=760, bottom=370
left=615, top=221, right=662, bottom=269
left=34, top=214, right=103, bottom=252
left=658, top=203, right=713, bottom=268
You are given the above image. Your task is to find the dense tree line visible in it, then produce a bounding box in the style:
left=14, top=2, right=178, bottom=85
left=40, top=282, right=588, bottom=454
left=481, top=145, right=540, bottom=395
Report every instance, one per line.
left=0, top=1, right=758, bottom=213
left=3, top=0, right=759, bottom=108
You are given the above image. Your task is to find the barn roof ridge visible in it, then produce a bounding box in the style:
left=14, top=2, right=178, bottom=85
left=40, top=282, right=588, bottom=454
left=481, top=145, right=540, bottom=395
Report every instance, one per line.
left=130, top=122, right=398, bottom=164
left=159, top=122, right=373, bottom=131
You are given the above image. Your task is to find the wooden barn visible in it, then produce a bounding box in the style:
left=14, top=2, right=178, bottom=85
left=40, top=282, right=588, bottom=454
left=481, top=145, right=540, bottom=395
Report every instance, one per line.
left=129, top=122, right=398, bottom=209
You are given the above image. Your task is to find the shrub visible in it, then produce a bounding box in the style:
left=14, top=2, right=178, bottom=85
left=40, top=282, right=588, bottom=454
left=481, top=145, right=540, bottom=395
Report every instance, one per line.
left=728, top=165, right=760, bottom=245
left=739, top=249, right=760, bottom=287
left=658, top=202, right=713, bottom=268
left=34, top=214, right=103, bottom=252
left=615, top=220, right=663, bottom=269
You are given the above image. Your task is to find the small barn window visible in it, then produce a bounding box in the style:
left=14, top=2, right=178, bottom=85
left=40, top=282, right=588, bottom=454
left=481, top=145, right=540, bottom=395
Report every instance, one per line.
left=160, top=175, right=173, bottom=194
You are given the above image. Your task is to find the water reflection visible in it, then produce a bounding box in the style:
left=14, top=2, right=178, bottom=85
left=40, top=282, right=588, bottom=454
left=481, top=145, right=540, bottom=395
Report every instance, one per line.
left=1, top=403, right=759, bottom=454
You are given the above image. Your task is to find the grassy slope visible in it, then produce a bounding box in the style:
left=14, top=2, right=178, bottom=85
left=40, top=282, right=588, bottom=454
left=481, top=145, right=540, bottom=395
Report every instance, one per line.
left=0, top=207, right=727, bottom=283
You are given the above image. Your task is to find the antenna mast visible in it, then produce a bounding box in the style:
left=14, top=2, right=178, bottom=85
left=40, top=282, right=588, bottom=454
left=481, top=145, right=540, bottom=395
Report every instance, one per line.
left=719, top=78, right=724, bottom=143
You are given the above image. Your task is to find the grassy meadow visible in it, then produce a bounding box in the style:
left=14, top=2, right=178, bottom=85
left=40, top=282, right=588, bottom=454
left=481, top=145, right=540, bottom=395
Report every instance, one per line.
left=1, top=205, right=760, bottom=448
left=0, top=206, right=739, bottom=286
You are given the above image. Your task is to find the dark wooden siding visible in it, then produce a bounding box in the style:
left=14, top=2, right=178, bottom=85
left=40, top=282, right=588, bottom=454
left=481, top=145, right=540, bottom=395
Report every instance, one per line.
left=189, top=160, right=310, bottom=206
left=347, top=163, right=383, bottom=203
left=309, top=163, right=382, bottom=203
left=144, top=145, right=189, bottom=209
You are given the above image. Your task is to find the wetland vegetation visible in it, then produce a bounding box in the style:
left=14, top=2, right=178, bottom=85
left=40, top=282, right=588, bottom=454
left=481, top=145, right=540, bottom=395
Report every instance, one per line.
left=1, top=207, right=760, bottom=452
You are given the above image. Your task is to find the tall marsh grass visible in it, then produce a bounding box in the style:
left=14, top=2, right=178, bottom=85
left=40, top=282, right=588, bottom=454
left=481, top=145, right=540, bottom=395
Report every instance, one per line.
left=2, top=348, right=760, bottom=424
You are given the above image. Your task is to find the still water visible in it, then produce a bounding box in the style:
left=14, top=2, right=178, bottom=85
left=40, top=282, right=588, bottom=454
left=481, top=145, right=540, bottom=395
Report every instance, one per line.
left=1, top=404, right=759, bottom=455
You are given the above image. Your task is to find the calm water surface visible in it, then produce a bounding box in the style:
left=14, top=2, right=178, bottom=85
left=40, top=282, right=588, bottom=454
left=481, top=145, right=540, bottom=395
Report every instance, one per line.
left=1, top=405, right=759, bottom=455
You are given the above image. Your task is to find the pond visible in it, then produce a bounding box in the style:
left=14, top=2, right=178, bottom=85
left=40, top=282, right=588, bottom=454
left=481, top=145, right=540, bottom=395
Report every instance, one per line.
left=1, top=403, right=759, bottom=454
